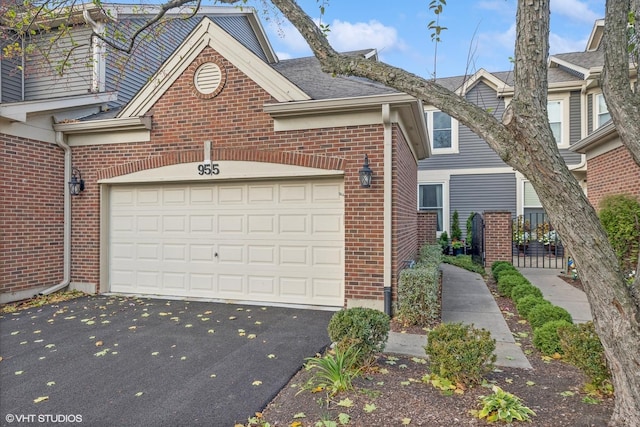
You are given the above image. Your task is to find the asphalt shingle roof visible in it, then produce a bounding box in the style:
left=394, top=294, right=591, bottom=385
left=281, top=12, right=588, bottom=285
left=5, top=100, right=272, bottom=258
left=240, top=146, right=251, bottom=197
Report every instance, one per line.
left=271, top=52, right=399, bottom=100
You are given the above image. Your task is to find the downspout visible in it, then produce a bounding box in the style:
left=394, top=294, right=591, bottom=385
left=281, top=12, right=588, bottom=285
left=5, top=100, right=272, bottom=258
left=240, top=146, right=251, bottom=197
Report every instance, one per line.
left=40, top=131, right=72, bottom=295
left=382, top=104, right=393, bottom=316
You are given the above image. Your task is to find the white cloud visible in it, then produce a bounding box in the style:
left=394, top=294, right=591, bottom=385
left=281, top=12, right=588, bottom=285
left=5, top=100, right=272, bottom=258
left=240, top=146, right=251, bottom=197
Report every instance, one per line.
left=326, top=19, right=406, bottom=53
left=266, top=17, right=406, bottom=62
left=549, top=32, right=588, bottom=54
left=551, top=0, right=600, bottom=23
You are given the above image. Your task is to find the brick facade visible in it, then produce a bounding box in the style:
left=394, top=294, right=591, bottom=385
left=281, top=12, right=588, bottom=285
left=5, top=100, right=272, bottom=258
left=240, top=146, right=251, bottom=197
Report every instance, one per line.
left=586, top=145, right=640, bottom=210
left=63, top=47, right=419, bottom=305
left=392, top=126, right=419, bottom=301
left=417, top=211, right=437, bottom=246
left=483, top=211, right=512, bottom=268
left=0, top=134, right=65, bottom=294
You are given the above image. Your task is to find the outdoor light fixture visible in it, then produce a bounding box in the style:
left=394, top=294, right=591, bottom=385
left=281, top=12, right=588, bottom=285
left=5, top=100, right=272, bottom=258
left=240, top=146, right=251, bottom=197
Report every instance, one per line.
left=358, top=154, right=373, bottom=188
left=69, top=167, right=85, bottom=196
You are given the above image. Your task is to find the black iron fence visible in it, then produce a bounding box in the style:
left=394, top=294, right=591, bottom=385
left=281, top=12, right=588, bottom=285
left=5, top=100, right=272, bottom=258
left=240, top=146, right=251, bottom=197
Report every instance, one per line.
left=470, top=213, right=485, bottom=266
left=512, top=213, right=564, bottom=268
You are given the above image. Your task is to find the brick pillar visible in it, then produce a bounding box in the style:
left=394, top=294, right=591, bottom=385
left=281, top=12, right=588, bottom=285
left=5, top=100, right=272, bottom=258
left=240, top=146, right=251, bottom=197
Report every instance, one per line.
left=483, top=211, right=512, bottom=268
left=417, top=211, right=437, bottom=245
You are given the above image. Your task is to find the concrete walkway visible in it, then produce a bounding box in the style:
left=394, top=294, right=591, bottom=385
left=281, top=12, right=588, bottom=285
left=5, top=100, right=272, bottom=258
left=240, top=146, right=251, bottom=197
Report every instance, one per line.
left=386, top=264, right=532, bottom=369
left=517, top=268, right=593, bottom=323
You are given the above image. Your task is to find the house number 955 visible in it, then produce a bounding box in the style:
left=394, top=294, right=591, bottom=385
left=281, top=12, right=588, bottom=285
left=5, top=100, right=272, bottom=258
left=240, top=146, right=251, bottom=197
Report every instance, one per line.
left=198, top=163, right=220, bottom=175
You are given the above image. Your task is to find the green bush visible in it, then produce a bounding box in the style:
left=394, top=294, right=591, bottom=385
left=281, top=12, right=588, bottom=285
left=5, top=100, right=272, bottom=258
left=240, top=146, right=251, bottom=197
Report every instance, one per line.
left=532, top=320, right=572, bottom=355
left=328, top=307, right=390, bottom=365
left=396, top=265, right=440, bottom=326
left=491, top=261, right=512, bottom=274
left=451, top=210, right=462, bottom=241
left=425, top=323, right=496, bottom=385
left=418, top=244, right=443, bottom=267
left=516, top=295, right=551, bottom=319
left=497, top=273, right=529, bottom=297
left=492, top=264, right=518, bottom=281
left=598, top=194, right=640, bottom=275
left=558, top=322, right=611, bottom=391
left=510, top=283, right=543, bottom=302
left=438, top=231, right=449, bottom=253
left=442, top=254, right=485, bottom=275
left=528, top=304, right=573, bottom=330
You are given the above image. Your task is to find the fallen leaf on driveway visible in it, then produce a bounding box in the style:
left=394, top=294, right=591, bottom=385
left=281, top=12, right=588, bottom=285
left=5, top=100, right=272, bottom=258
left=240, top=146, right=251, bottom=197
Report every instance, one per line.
left=47, top=381, right=55, bottom=386
left=252, top=380, right=262, bottom=386
left=15, top=371, right=24, bottom=375
left=33, top=396, right=49, bottom=403
left=95, top=341, right=103, bottom=347
left=10, top=331, right=19, bottom=335
left=402, top=418, right=411, bottom=425
left=267, top=354, right=276, bottom=359
left=247, top=334, right=256, bottom=339
left=207, top=329, right=215, bottom=334
left=135, top=392, right=144, bottom=397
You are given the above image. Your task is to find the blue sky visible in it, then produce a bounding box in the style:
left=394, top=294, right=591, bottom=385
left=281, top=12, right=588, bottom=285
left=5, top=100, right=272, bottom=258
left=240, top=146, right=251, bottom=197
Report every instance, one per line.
left=260, top=0, right=605, bottom=79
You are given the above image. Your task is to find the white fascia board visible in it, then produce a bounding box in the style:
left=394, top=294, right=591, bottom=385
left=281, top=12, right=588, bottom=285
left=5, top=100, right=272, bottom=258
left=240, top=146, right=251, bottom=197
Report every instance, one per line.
left=549, top=56, right=590, bottom=77
left=118, top=17, right=309, bottom=118
left=265, top=93, right=430, bottom=160
left=570, top=121, right=618, bottom=153
left=53, top=116, right=152, bottom=134
left=264, top=93, right=416, bottom=116
left=456, top=69, right=509, bottom=96
left=0, top=92, right=117, bottom=122
left=245, top=10, right=278, bottom=64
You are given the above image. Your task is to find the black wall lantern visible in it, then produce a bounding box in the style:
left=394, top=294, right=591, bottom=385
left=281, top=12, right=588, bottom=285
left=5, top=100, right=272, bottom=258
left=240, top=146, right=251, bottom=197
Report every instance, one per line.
left=69, top=167, right=85, bottom=196
left=358, top=154, right=373, bottom=188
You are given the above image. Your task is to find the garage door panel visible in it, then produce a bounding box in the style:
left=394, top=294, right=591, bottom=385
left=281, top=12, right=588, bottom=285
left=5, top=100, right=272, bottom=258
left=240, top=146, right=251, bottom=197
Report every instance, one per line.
left=248, top=215, right=275, bottom=233
left=280, top=246, right=308, bottom=265
left=109, top=179, right=344, bottom=306
left=248, top=246, right=275, bottom=264
left=190, top=244, right=216, bottom=262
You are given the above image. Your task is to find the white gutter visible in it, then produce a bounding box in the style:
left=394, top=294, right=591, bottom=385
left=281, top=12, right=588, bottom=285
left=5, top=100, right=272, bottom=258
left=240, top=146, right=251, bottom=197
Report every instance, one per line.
left=40, top=131, right=72, bottom=295
left=382, top=103, right=393, bottom=315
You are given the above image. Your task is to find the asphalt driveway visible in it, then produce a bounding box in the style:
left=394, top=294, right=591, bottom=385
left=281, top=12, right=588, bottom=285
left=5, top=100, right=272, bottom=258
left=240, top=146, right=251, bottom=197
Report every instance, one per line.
left=0, top=295, right=334, bottom=426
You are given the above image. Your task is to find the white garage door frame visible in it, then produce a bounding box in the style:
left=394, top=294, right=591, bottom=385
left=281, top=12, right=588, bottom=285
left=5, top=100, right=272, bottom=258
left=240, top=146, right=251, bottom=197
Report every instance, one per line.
left=99, top=161, right=345, bottom=309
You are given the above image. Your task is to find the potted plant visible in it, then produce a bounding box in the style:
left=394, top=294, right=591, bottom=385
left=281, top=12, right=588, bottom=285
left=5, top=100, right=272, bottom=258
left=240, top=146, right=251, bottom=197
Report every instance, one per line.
left=536, top=222, right=560, bottom=254
left=451, top=238, right=464, bottom=256
left=512, top=215, right=530, bottom=253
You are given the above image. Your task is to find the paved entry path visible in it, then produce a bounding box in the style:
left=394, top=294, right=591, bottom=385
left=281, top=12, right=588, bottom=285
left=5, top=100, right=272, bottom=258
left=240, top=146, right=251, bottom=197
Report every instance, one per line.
left=517, top=268, right=593, bottom=323
left=386, top=264, right=532, bottom=369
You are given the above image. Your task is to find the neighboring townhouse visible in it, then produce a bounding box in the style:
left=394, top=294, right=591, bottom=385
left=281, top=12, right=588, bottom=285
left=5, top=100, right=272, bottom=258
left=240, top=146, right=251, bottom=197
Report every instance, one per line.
left=570, top=122, right=640, bottom=210
left=417, top=19, right=636, bottom=245
left=1, top=5, right=431, bottom=312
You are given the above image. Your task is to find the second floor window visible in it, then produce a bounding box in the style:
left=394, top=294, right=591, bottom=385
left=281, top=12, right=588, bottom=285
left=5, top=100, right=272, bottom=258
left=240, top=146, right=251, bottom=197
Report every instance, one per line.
left=548, top=100, right=562, bottom=145
left=425, top=110, right=458, bottom=153
left=596, top=93, right=611, bottom=128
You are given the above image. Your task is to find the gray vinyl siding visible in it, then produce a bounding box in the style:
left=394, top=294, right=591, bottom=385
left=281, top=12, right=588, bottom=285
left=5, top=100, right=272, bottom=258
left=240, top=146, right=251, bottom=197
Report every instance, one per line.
left=449, top=173, right=517, bottom=239
left=418, top=81, right=506, bottom=170
left=105, top=15, right=268, bottom=110
left=1, top=56, right=22, bottom=102
left=587, top=93, right=594, bottom=134
left=561, top=90, right=583, bottom=166
left=24, top=26, right=94, bottom=100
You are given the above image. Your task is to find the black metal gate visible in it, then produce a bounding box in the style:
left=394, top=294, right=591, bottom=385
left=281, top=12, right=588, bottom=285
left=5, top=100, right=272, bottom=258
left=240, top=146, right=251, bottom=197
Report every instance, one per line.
left=512, top=213, right=564, bottom=268
left=470, top=213, right=485, bottom=266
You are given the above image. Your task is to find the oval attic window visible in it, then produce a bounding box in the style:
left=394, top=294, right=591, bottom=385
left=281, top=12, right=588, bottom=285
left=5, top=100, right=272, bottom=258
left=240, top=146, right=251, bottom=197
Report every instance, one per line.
left=194, top=62, right=222, bottom=95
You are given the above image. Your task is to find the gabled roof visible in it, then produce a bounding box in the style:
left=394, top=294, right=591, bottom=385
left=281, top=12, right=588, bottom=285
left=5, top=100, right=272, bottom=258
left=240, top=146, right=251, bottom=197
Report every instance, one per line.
left=117, top=16, right=311, bottom=118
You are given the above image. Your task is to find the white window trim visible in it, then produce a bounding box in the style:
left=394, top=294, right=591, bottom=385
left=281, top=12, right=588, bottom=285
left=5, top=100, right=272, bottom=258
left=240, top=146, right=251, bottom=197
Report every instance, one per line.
left=547, top=96, right=570, bottom=148
left=417, top=180, right=449, bottom=236
left=424, top=108, right=459, bottom=154
left=594, top=93, right=610, bottom=130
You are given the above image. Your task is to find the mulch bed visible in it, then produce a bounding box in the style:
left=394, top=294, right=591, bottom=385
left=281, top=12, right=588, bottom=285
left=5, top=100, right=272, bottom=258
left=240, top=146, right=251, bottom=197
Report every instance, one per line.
left=255, top=276, right=614, bottom=427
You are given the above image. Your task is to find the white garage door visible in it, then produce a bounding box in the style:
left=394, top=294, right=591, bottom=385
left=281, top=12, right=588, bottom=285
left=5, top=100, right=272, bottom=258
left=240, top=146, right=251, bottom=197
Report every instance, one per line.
left=108, top=179, right=344, bottom=306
